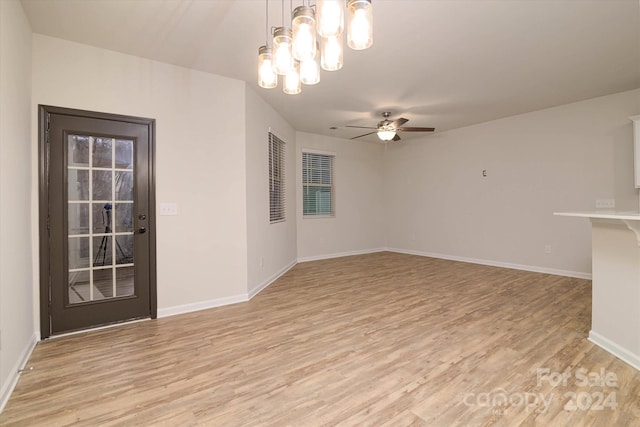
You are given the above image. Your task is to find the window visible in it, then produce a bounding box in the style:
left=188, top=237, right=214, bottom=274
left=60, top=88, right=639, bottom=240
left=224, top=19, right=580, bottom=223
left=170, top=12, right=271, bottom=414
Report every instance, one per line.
left=269, top=132, right=285, bottom=223
left=302, top=151, right=334, bottom=216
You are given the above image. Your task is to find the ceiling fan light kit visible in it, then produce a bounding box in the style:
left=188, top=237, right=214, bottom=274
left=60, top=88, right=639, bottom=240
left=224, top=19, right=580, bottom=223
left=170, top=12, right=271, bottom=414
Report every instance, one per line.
left=347, top=112, right=436, bottom=142
left=258, top=0, right=373, bottom=94
left=377, top=129, right=396, bottom=141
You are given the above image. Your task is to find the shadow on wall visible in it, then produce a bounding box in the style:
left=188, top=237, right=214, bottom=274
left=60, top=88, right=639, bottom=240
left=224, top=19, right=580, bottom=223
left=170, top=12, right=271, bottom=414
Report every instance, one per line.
left=613, top=121, right=638, bottom=211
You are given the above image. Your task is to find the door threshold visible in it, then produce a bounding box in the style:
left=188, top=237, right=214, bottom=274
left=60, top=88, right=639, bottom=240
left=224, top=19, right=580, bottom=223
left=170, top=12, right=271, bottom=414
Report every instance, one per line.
left=48, top=317, right=151, bottom=340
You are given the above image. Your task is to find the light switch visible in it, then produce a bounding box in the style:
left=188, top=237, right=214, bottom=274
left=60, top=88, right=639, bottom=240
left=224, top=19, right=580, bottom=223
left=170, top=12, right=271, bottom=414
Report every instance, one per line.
left=595, top=199, right=615, bottom=209
left=159, top=202, right=178, bottom=216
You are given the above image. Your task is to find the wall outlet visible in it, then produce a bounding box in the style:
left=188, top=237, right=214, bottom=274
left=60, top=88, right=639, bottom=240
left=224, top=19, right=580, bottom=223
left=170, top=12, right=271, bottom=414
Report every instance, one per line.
left=595, top=199, right=615, bottom=209
left=159, top=202, right=178, bottom=216
left=544, top=245, right=552, bottom=254
left=260, top=257, right=264, bottom=268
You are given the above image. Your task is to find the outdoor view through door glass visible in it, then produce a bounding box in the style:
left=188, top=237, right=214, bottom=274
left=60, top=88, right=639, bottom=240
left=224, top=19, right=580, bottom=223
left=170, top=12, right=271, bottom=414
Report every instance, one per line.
left=67, top=135, right=135, bottom=303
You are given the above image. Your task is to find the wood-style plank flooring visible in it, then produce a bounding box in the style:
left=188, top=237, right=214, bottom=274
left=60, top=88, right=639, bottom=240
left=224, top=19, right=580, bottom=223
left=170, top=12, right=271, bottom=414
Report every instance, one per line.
left=2, top=252, right=640, bottom=426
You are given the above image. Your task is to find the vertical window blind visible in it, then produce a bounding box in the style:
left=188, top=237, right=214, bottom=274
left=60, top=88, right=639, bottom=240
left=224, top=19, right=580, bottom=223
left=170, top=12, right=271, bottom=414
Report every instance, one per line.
left=302, top=152, right=334, bottom=216
left=269, top=132, right=285, bottom=223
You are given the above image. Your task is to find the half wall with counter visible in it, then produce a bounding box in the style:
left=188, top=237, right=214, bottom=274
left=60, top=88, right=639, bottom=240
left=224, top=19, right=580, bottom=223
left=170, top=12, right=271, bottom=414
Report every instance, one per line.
left=555, top=211, right=640, bottom=370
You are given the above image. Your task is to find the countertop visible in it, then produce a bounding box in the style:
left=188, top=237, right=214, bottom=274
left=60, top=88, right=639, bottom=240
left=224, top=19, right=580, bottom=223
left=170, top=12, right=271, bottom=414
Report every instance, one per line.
left=554, top=211, right=640, bottom=220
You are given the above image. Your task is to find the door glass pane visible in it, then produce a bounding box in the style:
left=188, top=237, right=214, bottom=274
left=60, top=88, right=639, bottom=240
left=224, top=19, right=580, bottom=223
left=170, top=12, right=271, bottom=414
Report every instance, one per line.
left=115, top=235, right=134, bottom=264
left=115, top=171, right=133, bottom=200
left=93, top=268, right=114, bottom=299
left=93, top=137, right=112, bottom=168
left=116, top=267, right=134, bottom=297
left=93, top=235, right=113, bottom=266
left=69, top=237, right=90, bottom=269
left=68, top=203, right=89, bottom=235
left=92, top=203, right=112, bottom=234
left=68, top=170, right=89, bottom=201
left=92, top=171, right=112, bottom=201
left=115, top=139, right=133, bottom=169
left=114, top=203, right=133, bottom=232
left=69, top=270, right=90, bottom=304
left=68, top=135, right=90, bottom=166
left=67, top=134, right=136, bottom=305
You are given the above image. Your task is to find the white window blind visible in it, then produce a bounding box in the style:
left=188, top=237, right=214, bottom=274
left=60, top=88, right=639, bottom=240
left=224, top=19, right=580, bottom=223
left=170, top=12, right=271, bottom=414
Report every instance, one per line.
left=269, top=132, right=285, bottom=223
left=302, top=152, right=334, bottom=216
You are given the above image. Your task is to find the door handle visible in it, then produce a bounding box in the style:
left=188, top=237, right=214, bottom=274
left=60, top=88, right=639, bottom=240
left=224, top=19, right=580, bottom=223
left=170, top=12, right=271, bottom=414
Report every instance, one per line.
left=138, top=227, right=146, bottom=234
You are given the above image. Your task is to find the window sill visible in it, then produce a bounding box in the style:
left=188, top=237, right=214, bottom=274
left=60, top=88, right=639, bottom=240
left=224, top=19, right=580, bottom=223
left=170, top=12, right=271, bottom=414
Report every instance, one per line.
left=302, top=214, right=335, bottom=219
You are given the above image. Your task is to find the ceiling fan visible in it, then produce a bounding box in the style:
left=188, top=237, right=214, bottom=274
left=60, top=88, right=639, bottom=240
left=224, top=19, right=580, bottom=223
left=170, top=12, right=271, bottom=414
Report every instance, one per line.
left=347, top=112, right=435, bottom=142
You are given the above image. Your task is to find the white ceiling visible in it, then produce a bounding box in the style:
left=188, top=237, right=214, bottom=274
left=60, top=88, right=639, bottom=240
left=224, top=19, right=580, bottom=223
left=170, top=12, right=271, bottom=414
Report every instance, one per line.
left=20, top=0, right=640, bottom=141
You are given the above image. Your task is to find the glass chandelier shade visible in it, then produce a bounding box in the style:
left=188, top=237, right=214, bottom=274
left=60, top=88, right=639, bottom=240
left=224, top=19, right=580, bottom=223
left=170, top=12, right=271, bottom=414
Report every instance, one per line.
left=292, top=6, right=317, bottom=62
left=257, top=46, right=278, bottom=88
left=284, top=60, right=302, bottom=94
left=316, top=0, right=344, bottom=37
left=300, top=43, right=321, bottom=85
left=320, top=32, right=344, bottom=71
left=347, top=0, right=373, bottom=50
left=272, top=27, right=294, bottom=75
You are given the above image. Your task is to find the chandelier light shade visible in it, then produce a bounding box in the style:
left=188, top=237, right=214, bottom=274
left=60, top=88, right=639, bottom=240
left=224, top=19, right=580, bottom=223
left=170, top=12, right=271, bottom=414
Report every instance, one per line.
left=272, top=27, right=294, bottom=75
left=320, top=32, right=344, bottom=71
left=284, top=60, right=302, bottom=94
left=292, top=6, right=317, bottom=61
left=316, top=0, right=344, bottom=37
left=377, top=129, right=396, bottom=141
left=258, top=46, right=278, bottom=88
left=300, top=44, right=321, bottom=85
left=347, top=0, right=373, bottom=50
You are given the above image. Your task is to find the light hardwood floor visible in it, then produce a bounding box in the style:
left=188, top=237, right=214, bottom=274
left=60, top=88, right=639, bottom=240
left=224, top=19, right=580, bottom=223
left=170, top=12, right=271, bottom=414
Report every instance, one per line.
left=2, top=252, right=639, bottom=426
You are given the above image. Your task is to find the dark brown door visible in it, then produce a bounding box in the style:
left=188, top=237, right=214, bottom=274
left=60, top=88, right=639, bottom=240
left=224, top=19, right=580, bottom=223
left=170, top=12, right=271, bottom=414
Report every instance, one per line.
left=39, top=106, right=156, bottom=337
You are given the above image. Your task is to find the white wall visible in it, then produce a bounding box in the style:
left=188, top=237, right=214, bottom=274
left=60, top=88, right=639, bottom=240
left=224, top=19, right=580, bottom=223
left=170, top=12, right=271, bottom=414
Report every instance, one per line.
left=296, top=132, right=386, bottom=260
left=384, top=89, right=640, bottom=276
left=245, top=87, right=297, bottom=295
left=1, top=20, right=636, bottom=412
left=32, top=35, right=249, bottom=317
left=0, top=0, right=36, bottom=409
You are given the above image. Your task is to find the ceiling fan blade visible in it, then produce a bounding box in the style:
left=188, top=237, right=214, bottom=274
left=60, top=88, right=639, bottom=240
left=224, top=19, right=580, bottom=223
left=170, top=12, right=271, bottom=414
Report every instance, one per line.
left=396, top=126, right=435, bottom=132
left=391, top=117, right=409, bottom=128
left=350, top=131, right=378, bottom=140
left=346, top=125, right=378, bottom=130
left=392, top=134, right=401, bottom=141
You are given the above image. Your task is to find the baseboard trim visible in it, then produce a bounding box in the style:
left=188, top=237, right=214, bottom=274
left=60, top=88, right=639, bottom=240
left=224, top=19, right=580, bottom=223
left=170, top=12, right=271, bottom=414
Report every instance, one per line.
left=159, top=259, right=299, bottom=318
left=248, top=259, right=297, bottom=299
left=158, top=294, right=248, bottom=318
left=297, top=247, right=386, bottom=263
left=158, top=248, right=590, bottom=318
left=0, top=332, right=38, bottom=413
left=385, top=247, right=592, bottom=280
left=589, top=330, right=640, bottom=371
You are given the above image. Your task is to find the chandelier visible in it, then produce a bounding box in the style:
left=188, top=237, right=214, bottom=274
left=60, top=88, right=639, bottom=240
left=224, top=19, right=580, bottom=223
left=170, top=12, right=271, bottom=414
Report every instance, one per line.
left=258, top=0, right=373, bottom=94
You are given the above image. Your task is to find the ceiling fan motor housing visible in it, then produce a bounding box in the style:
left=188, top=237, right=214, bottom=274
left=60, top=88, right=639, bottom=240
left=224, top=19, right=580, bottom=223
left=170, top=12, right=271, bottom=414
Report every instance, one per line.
left=378, top=120, right=392, bottom=129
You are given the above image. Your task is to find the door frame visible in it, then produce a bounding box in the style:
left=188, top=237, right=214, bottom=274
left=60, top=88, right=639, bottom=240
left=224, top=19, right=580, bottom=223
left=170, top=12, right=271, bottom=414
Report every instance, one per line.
left=38, top=105, right=157, bottom=338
